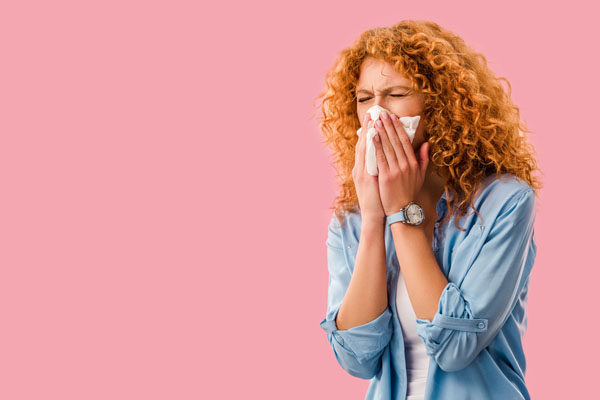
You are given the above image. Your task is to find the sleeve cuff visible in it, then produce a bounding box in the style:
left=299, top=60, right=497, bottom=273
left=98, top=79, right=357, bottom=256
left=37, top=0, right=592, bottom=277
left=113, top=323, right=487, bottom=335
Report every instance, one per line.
left=319, top=307, right=392, bottom=363
left=415, top=282, right=488, bottom=354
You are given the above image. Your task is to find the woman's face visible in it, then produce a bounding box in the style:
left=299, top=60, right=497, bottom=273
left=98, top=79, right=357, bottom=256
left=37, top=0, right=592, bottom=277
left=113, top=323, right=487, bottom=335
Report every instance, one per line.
left=356, top=57, right=427, bottom=152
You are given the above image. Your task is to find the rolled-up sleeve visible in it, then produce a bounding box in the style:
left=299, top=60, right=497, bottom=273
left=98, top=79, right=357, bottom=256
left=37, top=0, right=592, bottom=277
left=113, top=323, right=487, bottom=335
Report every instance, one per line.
left=318, top=213, right=393, bottom=379
left=415, top=188, right=536, bottom=372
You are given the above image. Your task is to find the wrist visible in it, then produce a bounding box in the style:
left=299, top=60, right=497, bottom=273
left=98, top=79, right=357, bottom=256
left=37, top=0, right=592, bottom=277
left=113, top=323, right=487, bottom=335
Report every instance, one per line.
left=386, top=199, right=414, bottom=216
left=386, top=201, right=425, bottom=227
left=390, top=220, right=425, bottom=232
left=361, top=215, right=385, bottom=229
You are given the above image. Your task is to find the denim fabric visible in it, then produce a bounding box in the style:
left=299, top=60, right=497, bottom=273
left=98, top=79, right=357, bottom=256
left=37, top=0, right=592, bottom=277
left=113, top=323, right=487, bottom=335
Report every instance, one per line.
left=319, top=173, right=536, bottom=399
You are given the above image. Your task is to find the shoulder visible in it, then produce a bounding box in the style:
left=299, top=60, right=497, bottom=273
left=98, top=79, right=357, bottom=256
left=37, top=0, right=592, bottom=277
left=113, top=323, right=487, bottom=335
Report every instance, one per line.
left=475, top=174, right=535, bottom=210
left=329, top=206, right=361, bottom=233
left=327, top=207, right=362, bottom=246
left=473, top=173, right=536, bottom=224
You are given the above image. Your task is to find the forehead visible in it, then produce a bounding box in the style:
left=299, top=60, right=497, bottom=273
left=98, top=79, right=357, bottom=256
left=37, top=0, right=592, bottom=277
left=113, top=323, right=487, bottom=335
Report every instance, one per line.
left=356, top=57, right=411, bottom=88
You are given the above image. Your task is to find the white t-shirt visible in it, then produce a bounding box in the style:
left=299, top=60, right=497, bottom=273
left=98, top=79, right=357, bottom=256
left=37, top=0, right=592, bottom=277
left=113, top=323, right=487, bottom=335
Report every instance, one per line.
left=396, top=270, right=430, bottom=399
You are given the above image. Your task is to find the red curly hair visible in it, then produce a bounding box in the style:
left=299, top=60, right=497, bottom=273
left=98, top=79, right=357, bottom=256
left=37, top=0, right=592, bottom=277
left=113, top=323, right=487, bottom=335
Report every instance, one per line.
left=314, top=20, right=543, bottom=231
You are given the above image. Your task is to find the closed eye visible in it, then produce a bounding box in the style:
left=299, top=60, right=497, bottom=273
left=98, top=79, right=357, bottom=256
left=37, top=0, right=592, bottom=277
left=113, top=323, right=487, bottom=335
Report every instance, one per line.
left=358, top=94, right=406, bottom=103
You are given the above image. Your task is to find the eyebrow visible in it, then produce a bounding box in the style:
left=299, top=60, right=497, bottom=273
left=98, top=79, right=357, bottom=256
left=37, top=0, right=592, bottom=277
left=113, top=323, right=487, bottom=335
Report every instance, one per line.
left=356, top=85, right=410, bottom=94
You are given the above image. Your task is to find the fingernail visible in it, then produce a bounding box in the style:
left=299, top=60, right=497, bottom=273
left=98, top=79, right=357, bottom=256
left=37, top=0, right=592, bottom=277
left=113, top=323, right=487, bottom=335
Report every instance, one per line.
left=381, top=111, right=389, bottom=120
left=376, top=120, right=382, bottom=128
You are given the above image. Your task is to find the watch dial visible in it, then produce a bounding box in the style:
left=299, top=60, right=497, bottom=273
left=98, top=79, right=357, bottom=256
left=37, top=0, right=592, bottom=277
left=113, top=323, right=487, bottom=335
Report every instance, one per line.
left=406, top=204, right=423, bottom=224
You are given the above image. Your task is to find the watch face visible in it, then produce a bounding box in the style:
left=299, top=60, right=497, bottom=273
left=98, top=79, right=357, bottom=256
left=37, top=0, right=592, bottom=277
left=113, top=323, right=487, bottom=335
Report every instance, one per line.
left=406, top=203, right=424, bottom=225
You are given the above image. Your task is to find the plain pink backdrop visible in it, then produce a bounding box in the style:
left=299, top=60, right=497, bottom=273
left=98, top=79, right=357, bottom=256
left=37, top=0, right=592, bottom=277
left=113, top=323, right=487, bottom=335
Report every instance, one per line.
left=0, top=0, right=597, bottom=399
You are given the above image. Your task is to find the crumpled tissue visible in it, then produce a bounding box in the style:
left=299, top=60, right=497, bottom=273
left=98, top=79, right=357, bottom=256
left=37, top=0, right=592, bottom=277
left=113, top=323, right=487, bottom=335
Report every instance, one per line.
left=356, top=105, right=421, bottom=176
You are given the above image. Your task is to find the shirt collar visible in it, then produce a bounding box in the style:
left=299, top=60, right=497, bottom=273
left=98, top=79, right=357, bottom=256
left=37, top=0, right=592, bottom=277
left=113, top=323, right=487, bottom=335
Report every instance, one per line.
left=436, top=189, right=450, bottom=223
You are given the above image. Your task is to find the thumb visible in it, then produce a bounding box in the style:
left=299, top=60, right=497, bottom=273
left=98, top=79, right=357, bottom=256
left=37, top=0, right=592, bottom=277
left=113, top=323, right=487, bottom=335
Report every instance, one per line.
left=419, top=141, right=430, bottom=177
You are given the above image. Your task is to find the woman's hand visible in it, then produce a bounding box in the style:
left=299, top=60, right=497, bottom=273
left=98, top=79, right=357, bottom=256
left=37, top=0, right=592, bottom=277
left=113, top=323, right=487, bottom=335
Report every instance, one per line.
left=372, top=111, right=430, bottom=216
left=353, top=113, right=386, bottom=220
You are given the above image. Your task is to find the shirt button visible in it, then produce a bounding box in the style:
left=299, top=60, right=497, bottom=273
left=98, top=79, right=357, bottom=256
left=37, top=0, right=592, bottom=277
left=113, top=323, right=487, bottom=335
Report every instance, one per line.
left=477, top=322, right=485, bottom=329
left=347, top=245, right=351, bottom=249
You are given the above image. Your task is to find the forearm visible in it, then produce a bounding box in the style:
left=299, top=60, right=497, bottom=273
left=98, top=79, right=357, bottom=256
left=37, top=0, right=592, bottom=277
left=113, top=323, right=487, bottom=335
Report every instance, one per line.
left=390, top=223, right=448, bottom=322
left=336, top=216, right=388, bottom=330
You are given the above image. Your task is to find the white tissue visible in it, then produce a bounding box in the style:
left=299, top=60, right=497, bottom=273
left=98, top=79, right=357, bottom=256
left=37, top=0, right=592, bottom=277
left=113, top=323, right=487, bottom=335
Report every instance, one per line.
left=356, top=105, right=421, bottom=176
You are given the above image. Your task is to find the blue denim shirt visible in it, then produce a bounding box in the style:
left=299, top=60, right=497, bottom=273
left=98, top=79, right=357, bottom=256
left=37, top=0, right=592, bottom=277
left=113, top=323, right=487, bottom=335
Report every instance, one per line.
left=319, top=173, right=537, bottom=399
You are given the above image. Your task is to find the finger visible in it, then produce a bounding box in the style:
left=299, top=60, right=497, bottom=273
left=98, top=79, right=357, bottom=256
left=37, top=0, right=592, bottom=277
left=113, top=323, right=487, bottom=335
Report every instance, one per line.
left=374, top=112, right=400, bottom=169
left=364, top=119, right=378, bottom=174
left=372, top=131, right=389, bottom=175
left=389, top=114, right=418, bottom=168
left=361, top=114, right=372, bottom=171
left=419, top=140, right=430, bottom=177
left=355, top=113, right=368, bottom=165
left=381, top=112, right=410, bottom=169
left=356, top=113, right=371, bottom=171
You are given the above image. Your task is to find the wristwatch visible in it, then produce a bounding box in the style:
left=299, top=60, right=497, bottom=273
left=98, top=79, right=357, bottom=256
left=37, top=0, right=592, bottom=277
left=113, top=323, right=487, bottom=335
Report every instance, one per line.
left=386, top=201, right=425, bottom=227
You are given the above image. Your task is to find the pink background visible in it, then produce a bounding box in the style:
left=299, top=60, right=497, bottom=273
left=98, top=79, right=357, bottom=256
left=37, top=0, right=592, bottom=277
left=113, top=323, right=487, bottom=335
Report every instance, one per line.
left=0, top=1, right=597, bottom=398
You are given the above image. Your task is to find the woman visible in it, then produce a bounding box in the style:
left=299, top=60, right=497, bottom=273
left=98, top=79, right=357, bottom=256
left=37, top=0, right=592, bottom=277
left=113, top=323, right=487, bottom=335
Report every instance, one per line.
left=316, top=20, right=542, bottom=400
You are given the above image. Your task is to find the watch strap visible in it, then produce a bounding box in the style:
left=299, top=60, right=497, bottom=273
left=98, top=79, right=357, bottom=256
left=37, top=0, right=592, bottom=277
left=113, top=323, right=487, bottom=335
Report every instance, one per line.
left=386, top=209, right=407, bottom=227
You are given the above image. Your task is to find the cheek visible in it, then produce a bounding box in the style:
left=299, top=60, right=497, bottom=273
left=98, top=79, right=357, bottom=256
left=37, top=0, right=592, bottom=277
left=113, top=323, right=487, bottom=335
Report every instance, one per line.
left=414, top=118, right=426, bottom=141
left=409, top=118, right=427, bottom=149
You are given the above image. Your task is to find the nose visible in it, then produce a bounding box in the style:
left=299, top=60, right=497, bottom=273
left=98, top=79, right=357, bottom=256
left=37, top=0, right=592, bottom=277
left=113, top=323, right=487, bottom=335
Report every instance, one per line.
left=373, top=97, right=390, bottom=111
